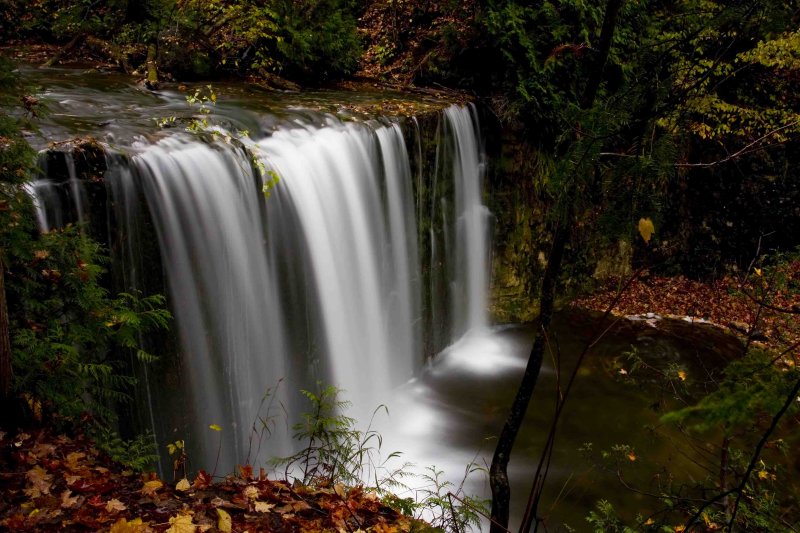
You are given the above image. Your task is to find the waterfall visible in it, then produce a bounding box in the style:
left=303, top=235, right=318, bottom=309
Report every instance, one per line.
left=30, top=104, right=490, bottom=472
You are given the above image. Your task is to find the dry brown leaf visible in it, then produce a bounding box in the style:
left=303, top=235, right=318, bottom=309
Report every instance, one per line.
left=66, top=451, right=86, bottom=470
left=106, top=498, right=127, bottom=513
left=292, top=500, right=313, bottom=512
left=25, top=465, right=53, bottom=498
left=254, top=501, right=275, bottom=513
left=30, top=442, right=56, bottom=459
left=60, top=489, right=82, bottom=509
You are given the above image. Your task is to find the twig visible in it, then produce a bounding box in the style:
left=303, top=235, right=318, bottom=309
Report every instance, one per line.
left=676, top=120, right=800, bottom=168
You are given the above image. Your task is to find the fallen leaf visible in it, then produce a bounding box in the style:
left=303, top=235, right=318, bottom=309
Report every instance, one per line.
left=217, top=508, right=232, bottom=533
left=254, top=501, right=275, bottom=513
left=167, top=512, right=196, bottom=533
left=106, top=498, right=127, bottom=512
left=31, top=442, right=56, bottom=459
left=141, top=479, right=163, bottom=497
left=677, top=370, right=687, bottom=381
left=193, top=470, right=212, bottom=490
left=110, top=517, right=152, bottom=533
left=176, top=478, right=191, bottom=492
left=243, top=485, right=258, bottom=500
left=25, top=465, right=53, bottom=497
left=627, top=451, right=637, bottom=462
left=209, top=424, right=222, bottom=432
left=66, top=451, right=86, bottom=471
left=292, top=500, right=313, bottom=512
left=61, top=489, right=82, bottom=509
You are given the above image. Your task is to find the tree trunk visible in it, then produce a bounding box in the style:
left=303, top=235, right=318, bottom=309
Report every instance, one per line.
left=43, top=33, right=86, bottom=68
left=581, top=0, right=624, bottom=109
left=488, top=1, right=624, bottom=531
left=489, top=222, right=569, bottom=533
left=145, top=44, right=159, bottom=90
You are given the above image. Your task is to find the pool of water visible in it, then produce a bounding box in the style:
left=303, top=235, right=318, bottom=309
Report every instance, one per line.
left=371, top=309, right=741, bottom=531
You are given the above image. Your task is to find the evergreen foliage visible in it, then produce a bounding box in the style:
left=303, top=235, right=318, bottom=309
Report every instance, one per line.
left=0, top=55, right=170, bottom=434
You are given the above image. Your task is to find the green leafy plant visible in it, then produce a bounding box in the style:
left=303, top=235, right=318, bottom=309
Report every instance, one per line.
left=275, top=383, right=396, bottom=488
left=92, top=427, right=160, bottom=472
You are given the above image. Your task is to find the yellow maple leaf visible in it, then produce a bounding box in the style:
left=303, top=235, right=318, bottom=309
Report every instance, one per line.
left=638, top=217, right=655, bottom=244
left=141, top=479, right=163, bottom=497
left=110, top=517, right=152, bottom=533
left=758, top=470, right=770, bottom=480
left=176, top=478, right=191, bottom=492
left=217, top=508, right=232, bottom=533
left=166, top=512, right=196, bottom=533
left=209, top=424, right=222, bottom=432
left=243, top=485, right=258, bottom=500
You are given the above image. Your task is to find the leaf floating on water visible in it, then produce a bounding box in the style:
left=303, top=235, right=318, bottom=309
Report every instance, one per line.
left=638, top=217, right=655, bottom=244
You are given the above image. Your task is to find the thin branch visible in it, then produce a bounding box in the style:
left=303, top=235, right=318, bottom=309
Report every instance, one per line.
left=684, top=376, right=800, bottom=530
left=676, top=120, right=800, bottom=168
left=727, top=377, right=800, bottom=529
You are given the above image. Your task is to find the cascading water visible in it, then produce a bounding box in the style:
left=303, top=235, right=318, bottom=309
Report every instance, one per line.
left=32, top=103, right=490, bottom=472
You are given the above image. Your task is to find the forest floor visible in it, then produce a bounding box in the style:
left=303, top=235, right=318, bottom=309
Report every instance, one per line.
left=0, top=427, right=428, bottom=532
left=572, top=260, right=800, bottom=363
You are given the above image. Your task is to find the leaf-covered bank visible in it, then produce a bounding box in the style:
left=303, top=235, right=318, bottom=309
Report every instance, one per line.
left=0, top=427, right=436, bottom=532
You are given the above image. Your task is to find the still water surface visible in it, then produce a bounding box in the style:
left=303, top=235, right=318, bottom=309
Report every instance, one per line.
left=374, top=310, right=739, bottom=531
